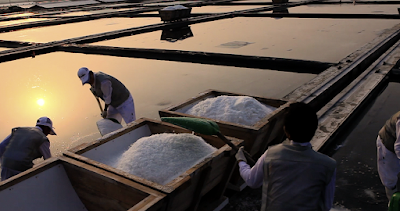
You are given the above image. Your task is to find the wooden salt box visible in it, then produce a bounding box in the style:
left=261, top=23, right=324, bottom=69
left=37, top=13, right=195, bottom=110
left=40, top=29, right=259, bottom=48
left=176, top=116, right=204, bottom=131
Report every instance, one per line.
left=65, top=118, right=243, bottom=211
left=0, top=156, right=166, bottom=211
left=159, top=89, right=291, bottom=159
left=159, top=7, right=192, bottom=22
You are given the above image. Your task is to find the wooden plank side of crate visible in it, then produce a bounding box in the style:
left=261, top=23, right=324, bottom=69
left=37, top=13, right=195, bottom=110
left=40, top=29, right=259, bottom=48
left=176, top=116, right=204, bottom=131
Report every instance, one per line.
left=68, top=120, right=149, bottom=155
left=199, top=150, right=237, bottom=196
left=0, top=157, right=60, bottom=189
left=158, top=89, right=291, bottom=156
left=60, top=156, right=167, bottom=211
left=65, top=118, right=243, bottom=211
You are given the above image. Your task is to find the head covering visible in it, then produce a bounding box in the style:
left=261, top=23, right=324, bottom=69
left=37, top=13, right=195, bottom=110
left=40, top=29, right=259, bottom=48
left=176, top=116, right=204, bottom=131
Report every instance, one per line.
left=36, top=116, right=56, bottom=135
left=77, top=67, right=91, bottom=85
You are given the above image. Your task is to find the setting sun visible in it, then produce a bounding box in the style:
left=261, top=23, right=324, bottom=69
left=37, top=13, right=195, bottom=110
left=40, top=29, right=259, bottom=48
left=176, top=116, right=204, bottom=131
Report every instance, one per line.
left=37, top=98, right=45, bottom=106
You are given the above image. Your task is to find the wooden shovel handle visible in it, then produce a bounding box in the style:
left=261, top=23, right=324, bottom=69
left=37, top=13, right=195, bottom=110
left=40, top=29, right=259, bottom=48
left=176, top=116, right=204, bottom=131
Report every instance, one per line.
left=216, top=132, right=256, bottom=166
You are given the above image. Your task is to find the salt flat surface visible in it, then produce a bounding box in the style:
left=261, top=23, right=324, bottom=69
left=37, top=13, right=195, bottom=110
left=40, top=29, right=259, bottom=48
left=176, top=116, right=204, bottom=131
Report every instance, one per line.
left=116, top=133, right=217, bottom=185
left=179, top=95, right=276, bottom=126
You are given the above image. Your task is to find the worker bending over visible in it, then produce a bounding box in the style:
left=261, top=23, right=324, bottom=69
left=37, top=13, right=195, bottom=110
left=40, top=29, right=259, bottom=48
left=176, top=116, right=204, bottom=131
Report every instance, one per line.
left=0, top=117, right=56, bottom=181
left=235, top=102, right=336, bottom=211
left=77, top=67, right=136, bottom=124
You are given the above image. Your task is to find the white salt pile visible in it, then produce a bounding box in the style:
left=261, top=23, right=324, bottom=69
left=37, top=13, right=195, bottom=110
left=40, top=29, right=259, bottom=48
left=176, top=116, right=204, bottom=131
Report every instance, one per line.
left=180, top=95, right=276, bottom=126
left=116, top=133, right=217, bottom=185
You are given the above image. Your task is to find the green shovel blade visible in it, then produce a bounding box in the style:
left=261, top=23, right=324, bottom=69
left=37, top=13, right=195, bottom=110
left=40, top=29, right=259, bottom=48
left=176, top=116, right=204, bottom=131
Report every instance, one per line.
left=161, top=117, right=220, bottom=136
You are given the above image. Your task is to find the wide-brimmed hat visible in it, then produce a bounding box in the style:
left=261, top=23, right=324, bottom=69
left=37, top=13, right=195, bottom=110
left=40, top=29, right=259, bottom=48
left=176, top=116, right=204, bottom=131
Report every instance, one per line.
left=77, top=67, right=91, bottom=85
left=36, top=116, right=56, bottom=135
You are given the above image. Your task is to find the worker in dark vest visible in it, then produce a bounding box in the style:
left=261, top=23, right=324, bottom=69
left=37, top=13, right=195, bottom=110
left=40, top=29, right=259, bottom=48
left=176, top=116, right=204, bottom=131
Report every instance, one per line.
left=77, top=67, right=136, bottom=124
left=235, top=102, right=336, bottom=211
left=0, top=117, right=56, bottom=181
left=377, top=111, right=400, bottom=200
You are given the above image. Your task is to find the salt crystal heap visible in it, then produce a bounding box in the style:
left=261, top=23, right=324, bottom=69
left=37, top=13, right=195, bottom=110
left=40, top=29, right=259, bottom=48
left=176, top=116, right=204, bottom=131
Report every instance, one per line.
left=116, top=133, right=217, bottom=185
left=181, top=95, right=276, bottom=126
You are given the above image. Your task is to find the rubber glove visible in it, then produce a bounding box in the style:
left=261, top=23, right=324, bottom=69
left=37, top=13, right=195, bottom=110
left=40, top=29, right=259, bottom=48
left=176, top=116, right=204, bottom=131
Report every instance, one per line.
left=235, top=146, right=247, bottom=163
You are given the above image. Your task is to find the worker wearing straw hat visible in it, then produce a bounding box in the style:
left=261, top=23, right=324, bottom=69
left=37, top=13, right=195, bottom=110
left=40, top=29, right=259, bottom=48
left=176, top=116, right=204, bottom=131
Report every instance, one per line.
left=0, top=117, right=56, bottom=181
left=77, top=67, right=136, bottom=124
left=235, top=102, right=336, bottom=211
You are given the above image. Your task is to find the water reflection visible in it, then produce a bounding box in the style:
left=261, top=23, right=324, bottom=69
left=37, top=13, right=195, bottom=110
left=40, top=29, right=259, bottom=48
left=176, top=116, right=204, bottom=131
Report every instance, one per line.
left=0, top=17, right=160, bottom=43
left=0, top=18, right=48, bottom=27
left=272, top=7, right=289, bottom=14
left=0, top=52, right=314, bottom=157
left=288, top=4, right=399, bottom=14
left=160, top=26, right=193, bottom=42
left=272, top=7, right=289, bottom=20
left=92, top=17, right=400, bottom=63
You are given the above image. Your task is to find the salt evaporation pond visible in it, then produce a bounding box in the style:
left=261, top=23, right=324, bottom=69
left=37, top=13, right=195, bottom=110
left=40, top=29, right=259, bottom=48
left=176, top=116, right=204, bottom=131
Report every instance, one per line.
left=0, top=18, right=48, bottom=27
left=0, top=17, right=160, bottom=43
left=289, top=4, right=399, bottom=14
left=178, top=95, right=276, bottom=126
left=92, top=17, right=400, bottom=63
left=52, top=8, right=134, bottom=17
left=116, top=133, right=217, bottom=185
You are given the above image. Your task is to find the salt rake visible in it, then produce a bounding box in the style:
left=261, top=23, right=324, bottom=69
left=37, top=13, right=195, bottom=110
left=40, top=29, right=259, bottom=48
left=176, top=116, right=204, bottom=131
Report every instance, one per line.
left=161, top=117, right=256, bottom=166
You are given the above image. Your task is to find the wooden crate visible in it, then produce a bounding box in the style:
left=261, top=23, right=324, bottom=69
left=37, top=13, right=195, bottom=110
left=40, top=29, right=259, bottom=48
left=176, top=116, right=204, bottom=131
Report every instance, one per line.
left=0, top=156, right=166, bottom=211
left=65, top=118, right=243, bottom=211
left=159, top=89, right=291, bottom=159
left=159, top=8, right=191, bottom=22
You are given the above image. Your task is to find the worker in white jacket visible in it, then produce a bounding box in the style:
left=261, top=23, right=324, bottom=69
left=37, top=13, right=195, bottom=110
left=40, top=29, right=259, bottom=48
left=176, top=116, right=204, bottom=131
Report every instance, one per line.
left=377, top=111, right=400, bottom=200
left=77, top=67, right=136, bottom=124
left=236, top=102, right=336, bottom=211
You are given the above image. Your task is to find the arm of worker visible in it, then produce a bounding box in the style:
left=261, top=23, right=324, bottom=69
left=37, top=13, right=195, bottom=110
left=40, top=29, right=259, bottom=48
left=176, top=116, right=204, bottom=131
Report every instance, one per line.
left=323, top=168, right=336, bottom=211
left=0, top=134, right=12, bottom=159
left=101, top=80, right=112, bottom=109
left=39, top=141, right=52, bottom=160
left=394, top=119, right=400, bottom=159
left=236, top=147, right=266, bottom=188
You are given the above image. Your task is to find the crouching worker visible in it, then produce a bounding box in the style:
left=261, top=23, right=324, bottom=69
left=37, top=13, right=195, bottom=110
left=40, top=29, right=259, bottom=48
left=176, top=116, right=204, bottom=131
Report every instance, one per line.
left=0, top=117, right=56, bottom=181
left=235, top=102, right=337, bottom=211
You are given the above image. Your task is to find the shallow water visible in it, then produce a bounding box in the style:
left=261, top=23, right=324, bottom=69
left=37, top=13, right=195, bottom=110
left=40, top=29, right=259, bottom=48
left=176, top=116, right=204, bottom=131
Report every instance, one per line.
left=0, top=18, right=48, bottom=27
left=331, top=82, right=400, bottom=210
left=50, top=8, right=135, bottom=17
left=289, top=4, right=400, bottom=14
left=92, top=17, right=400, bottom=62
left=0, top=17, right=161, bottom=43
left=191, top=5, right=266, bottom=13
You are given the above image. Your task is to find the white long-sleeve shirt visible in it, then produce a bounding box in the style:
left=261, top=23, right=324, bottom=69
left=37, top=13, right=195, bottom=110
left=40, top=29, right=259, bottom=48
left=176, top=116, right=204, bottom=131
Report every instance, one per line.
left=238, top=141, right=336, bottom=211
left=376, top=119, right=400, bottom=190
left=393, top=119, right=400, bottom=158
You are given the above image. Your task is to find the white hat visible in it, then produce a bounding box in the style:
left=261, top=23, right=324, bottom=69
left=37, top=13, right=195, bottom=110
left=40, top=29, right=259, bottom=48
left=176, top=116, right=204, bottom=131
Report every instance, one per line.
left=36, top=116, right=56, bottom=135
left=77, top=67, right=91, bottom=85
